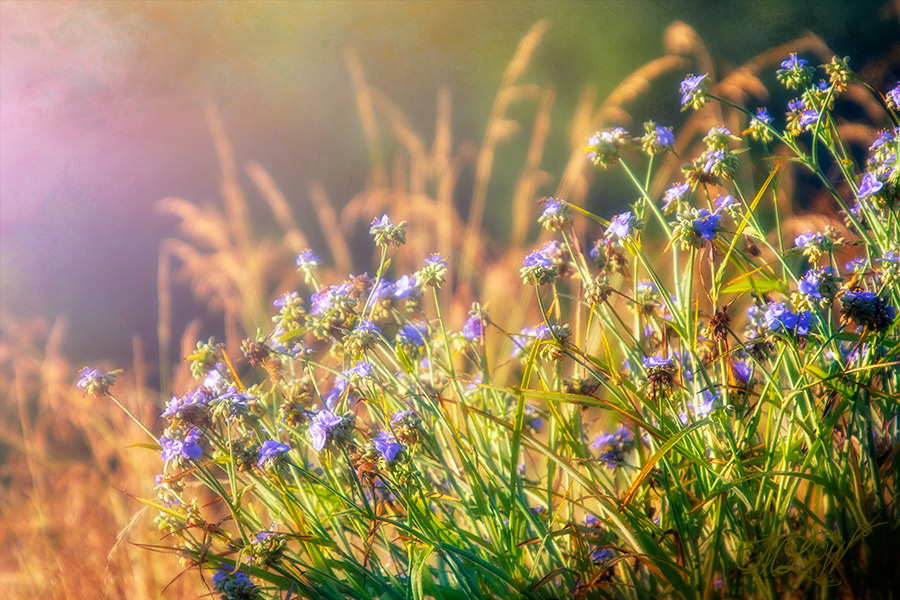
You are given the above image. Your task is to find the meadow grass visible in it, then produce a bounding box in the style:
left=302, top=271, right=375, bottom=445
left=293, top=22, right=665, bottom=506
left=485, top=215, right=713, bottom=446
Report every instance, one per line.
left=3, top=20, right=899, bottom=600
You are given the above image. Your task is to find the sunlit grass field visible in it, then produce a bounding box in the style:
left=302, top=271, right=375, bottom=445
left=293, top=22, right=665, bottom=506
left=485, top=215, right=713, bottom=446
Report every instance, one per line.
left=2, top=20, right=899, bottom=599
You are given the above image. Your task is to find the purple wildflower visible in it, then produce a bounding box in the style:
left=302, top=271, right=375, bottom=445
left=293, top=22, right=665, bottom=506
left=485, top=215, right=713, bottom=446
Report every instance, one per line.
left=695, top=390, right=718, bottom=417
left=655, top=125, right=675, bottom=147
left=886, top=83, right=900, bottom=110
left=857, top=173, right=884, bottom=199
left=692, top=209, right=723, bottom=241
left=731, top=361, right=752, bottom=386
left=308, top=410, right=345, bottom=452
left=642, top=355, right=673, bottom=369
left=76, top=367, right=118, bottom=397
left=372, top=432, right=404, bottom=463
left=780, top=53, right=808, bottom=70
left=787, top=98, right=806, bottom=112
left=606, top=211, right=634, bottom=240
left=840, top=289, right=896, bottom=332
left=777, top=53, right=813, bottom=89
left=662, top=182, right=690, bottom=212
left=398, top=323, right=426, bottom=348
left=274, top=291, right=301, bottom=308
left=296, top=249, right=321, bottom=270
left=702, top=149, right=725, bottom=174
left=754, top=107, right=772, bottom=124
left=714, top=194, right=738, bottom=212
left=257, top=439, right=290, bottom=467
left=393, top=275, right=419, bottom=299
left=765, top=303, right=813, bottom=336
left=462, top=315, right=484, bottom=342
left=799, top=109, right=820, bottom=128
left=591, top=425, right=634, bottom=468
left=523, top=251, right=553, bottom=268
left=160, top=428, right=203, bottom=462
left=345, top=361, right=373, bottom=379
left=161, top=388, right=211, bottom=421
left=680, top=73, right=708, bottom=108
left=845, top=257, right=867, bottom=273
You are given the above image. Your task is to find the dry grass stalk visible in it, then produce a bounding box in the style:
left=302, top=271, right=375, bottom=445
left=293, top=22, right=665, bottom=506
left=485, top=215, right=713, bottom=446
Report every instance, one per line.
left=0, top=316, right=201, bottom=599
left=460, top=20, right=549, bottom=281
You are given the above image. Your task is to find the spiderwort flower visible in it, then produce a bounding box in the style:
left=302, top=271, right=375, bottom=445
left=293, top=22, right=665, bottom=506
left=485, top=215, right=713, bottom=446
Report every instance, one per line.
left=694, top=389, right=718, bottom=417
left=797, top=266, right=839, bottom=306
left=523, top=404, right=544, bottom=433
left=392, top=409, right=422, bottom=445
left=591, top=425, right=634, bottom=468
left=798, top=270, right=822, bottom=299
left=161, top=388, right=212, bottom=424
left=520, top=250, right=558, bottom=286
left=296, top=249, right=321, bottom=271
left=308, top=410, right=346, bottom=452
left=159, top=428, right=203, bottom=462
left=804, top=79, right=834, bottom=112
left=606, top=211, right=636, bottom=241
left=211, top=387, right=255, bottom=422
left=538, top=197, right=574, bottom=230
left=703, top=126, right=739, bottom=150
left=799, top=109, right=820, bottom=130
left=369, top=214, right=407, bottom=248
left=641, top=121, right=675, bottom=155
left=869, top=129, right=895, bottom=152
left=776, top=53, right=814, bottom=89
left=765, top=303, right=813, bottom=336
left=462, top=314, right=484, bottom=342
left=414, top=254, right=448, bottom=288
left=591, top=548, right=614, bottom=564
left=794, top=229, right=839, bottom=261
left=257, top=439, right=290, bottom=468
left=310, top=283, right=354, bottom=316
left=586, top=127, right=631, bottom=169
left=511, top=323, right=564, bottom=359
left=345, top=361, right=373, bottom=379
left=397, top=323, right=426, bottom=350
left=273, top=291, right=302, bottom=310
left=76, top=367, right=119, bottom=397
left=212, top=568, right=256, bottom=598
left=748, top=107, right=774, bottom=143
left=343, top=318, right=382, bottom=355
left=824, top=55, right=852, bottom=92
left=643, top=354, right=677, bottom=399
left=714, top=194, right=740, bottom=216
left=662, top=182, right=690, bottom=213
left=370, top=279, right=395, bottom=303
left=674, top=207, right=721, bottom=249
left=684, top=147, right=737, bottom=186
left=886, top=83, right=900, bottom=111
left=703, top=149, right=725, bottom=174
left=693, top=209, right=723, bottom=242
left=730, top=360, right=752, bottom=387
left=393, top=274, right=421, bottom=299
left=840, top=289, right=896, bottom=333
left=203, top=367, right=226, bottom=391
left=857, top=173, right=884, bottom=199
left=680, top=73, right=708, bottom=110
left=845, top=257, right=867, bottom=273
left=372, top=431, right=404, bottom=463
left=642, top=354, right=673, bottom=369
left=794, top=231, right=823, bottom=249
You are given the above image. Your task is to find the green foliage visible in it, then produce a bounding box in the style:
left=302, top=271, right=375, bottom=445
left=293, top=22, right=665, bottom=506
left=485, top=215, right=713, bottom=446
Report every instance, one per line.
left=107, top=51, right=900, bottom=599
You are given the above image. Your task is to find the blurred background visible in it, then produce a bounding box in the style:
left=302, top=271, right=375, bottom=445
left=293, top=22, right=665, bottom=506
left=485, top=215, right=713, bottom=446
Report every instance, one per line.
left=1, top=0, right=896, bottom=368
left=0, top=1, right=898, bottom=597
